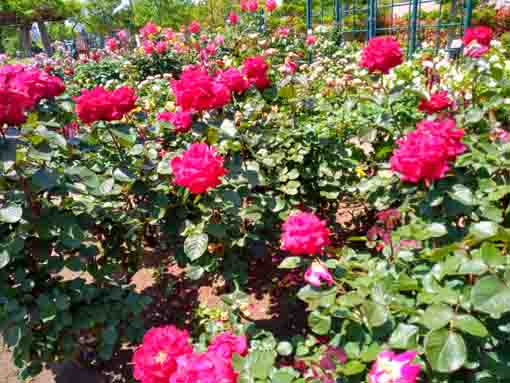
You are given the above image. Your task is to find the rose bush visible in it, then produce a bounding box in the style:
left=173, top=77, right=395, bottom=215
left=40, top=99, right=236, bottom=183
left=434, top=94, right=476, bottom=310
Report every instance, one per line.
left=1, top=12, right=510, bottom=383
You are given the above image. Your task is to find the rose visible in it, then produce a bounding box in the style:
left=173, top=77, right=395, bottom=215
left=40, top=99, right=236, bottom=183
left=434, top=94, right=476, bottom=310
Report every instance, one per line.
left=360, top=36, right=403, bottom=74
left=132, top=326, right=193, bottom=383
left=281, top=212, right=331, bottom=255
left=156, top=41, right=168, bottom=54
left=240, top=0, right=259, bottom=12
left=305, top=35, right=317, bottom=46
left=277, top=27, right=290, bottom=38
left=106, top=38, right=119, bottom=51
left=227, top=11, right=239, bottom=25
left=143, top=40, right=155, bottom=55
left=170, top=143, right=227, bottom=194
left=368, top=351, right=421, bottom=383
left=117, top=30, right=128, bottom=41
left=140, top=22, right=159, bottom=38
left=158, top=111, right=193, bottom=133
left=188, top=21, right=201, bottom=34
left=74, top=86, right=137, bottom=124
left=390, top=118, right=465, bottom=185
left=171, top=68, right=231, bottom=112
left=418, top=90, right=453, bottom=115
left=242, top=56, right=271, bottom=90
left=304, top=262, right=334, bottom=287
left=266, top=0, right=277, bottom=12
left=169, top=352, right=237, bottom=383
left=216, top=68, right=250, bottom=94
left=207, top=332, right=248, bottom=359
left=463, top=25, right=493, bottom=47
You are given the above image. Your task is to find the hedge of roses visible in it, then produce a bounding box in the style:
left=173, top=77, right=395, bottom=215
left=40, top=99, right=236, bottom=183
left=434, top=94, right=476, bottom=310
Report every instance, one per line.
left=1, top=8, right=510, bottom=383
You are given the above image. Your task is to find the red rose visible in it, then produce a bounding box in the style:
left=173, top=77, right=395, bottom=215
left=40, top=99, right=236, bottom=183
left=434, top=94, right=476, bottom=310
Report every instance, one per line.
left=158, top=111, right=193, bottom=133
left=106, top=37, right=119, bottom=51
left=463, top=25, right=493, bottom=47
left=390, top=118, right=465, bottom=186
left=132, top=326, right=193, bottom=383
left=216, top=68, right=250, bottom=94
left=171, top=67, right=231, bottom=112
left=74, top=86, right=137, bottom=124
left=242, top=56, right=271, bottom=90
left=360, top=36, right=403, bottom=74
left=170, top=143, right=226, bottom=194
left=63, top=121, right=80, bottom=139
left=227, top=11, right=239, bottom=25
left=188, top=21, right=201, bottom=34
left=241, top=0, right=259, bottom=12
left=418, top=90, right=453, bottom=115
left=208, top=332, right=248, bottom=359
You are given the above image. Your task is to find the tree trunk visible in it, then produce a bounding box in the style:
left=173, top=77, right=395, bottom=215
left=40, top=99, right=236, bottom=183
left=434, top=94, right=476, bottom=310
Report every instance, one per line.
left=19, top=25, right=32, bottom=57
left=37, top=21, right=53, bottom=56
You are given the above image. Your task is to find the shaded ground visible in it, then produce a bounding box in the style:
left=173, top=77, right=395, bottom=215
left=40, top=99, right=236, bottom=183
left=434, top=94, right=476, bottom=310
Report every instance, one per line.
left=1, top=201, right=370, bottom=382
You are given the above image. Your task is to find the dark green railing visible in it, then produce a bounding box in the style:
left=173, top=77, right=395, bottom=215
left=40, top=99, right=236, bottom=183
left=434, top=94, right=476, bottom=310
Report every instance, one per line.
left=305, top=0, right=474, bottom=56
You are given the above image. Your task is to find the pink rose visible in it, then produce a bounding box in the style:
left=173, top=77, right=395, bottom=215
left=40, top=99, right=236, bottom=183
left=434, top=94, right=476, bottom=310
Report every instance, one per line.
left=227, top=11, right=239, bottom=25
left=156, top=41, right=168, bottom=54
left=74, top=86, right=136, bottom=124
left=132, top=326, right=193, bottom=383
left=241, top=0, right=259, bottom=12
left=170, top=143, right=227, bottom=194
left=368, top=351, right=421, bottom=383
left=360, top=36, right=403, bottom=74
left=216, top=68, right=250, bottom=94
left=169, top=352, right=237, bottom=383
left=304, top=262, right=334, bottom=287
left=140, top=22, right=159, bottom=38
left=390, top=118, right=465, bottom=185
left=188, top=21, right=201, bottom=34
left=208, top=332, right=248, bottom=359
left=143, top=40, right=155, bottom=55
left=106, top=37, right=119, bottom=51
left=305, top=34, right=317, bottom=46
left=281, top=212, right=331, bottom=255
left=242, top=56, right=271, bottom=90
left=266, top=0, right=277, bottom=12
left=463, top=25, right=493, bottom=47
left=158, top=111, right=193, bottom=133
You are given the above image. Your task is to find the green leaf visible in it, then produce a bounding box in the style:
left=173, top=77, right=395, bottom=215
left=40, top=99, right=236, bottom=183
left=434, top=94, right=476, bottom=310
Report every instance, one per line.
left=425, top=223, right=448, bottom=238
left=31, top=169, right=58, bottom=192
left=340, top=360, right=366, bottom=376
left=184, top=234, right=209, bottom=261
left=471, top=276, right=510, bottom=319
left=278, top=257, right=304, bottom=269
left=425, top=329, right=467, bottom=373
left=480, top=242, right=504, bottom=267
left=271, top=368, right=298, bottom=383
left=450, top=184, right=475, bottom=206
left=452, top=315, right=488, bottom=337
left=251, top=350, right=276, bottom=380
left=278, top=85, right=296, bottom=99
left=276, top=341, right=293, bottom=356
left=0, top=249, right=10, bottom=269
left=0, top=205, right=22, bottom=223
left=308, top=311, right=331, bottom=335
left=470, top=222, right=499, bottom=239
left=389, top=324, right=419, bottom=349
left=362, top=302, right=389, bottom=328
left=110, top=124, right=136, bottom=146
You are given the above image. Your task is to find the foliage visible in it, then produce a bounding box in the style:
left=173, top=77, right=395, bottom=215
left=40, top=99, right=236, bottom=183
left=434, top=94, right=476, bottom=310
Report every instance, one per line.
left=1, top=11, right=510, bottom=383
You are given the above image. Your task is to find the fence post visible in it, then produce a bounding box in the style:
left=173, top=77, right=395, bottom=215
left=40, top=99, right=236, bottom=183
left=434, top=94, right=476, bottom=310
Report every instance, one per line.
left=463, top=0, right=473, bottom=30
left=306, top=0, right=312, bottom=63
left=335, top=0, right=341, bottom=25
left=368, top=0, right=377, bottom=39
left=408, top=0, right=419, bottom=57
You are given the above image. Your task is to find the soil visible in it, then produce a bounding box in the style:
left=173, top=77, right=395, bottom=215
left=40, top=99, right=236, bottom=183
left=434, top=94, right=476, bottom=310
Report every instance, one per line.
left=0, top=203, right=368, bottom=382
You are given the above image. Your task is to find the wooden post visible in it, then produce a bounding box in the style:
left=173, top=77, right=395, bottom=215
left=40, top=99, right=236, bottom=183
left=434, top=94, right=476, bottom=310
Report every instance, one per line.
left=38, top=21, right=53, bottom=56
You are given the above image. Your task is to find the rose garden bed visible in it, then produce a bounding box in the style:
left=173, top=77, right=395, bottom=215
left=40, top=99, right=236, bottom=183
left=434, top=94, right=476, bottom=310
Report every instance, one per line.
left=1, top=5, right=510, bottom=383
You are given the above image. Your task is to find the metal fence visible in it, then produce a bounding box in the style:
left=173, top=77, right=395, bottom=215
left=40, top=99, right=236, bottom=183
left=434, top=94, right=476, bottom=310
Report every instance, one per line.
left=305, top=0, right=474, bottom=56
